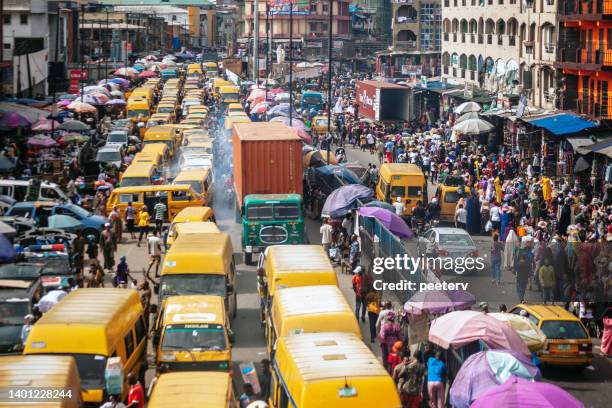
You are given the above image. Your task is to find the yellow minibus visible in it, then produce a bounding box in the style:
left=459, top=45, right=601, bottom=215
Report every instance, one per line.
left=147, top=372, right=238, bottom=408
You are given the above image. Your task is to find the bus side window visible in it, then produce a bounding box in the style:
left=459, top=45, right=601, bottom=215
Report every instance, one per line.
left=124, top=330, right=135, bottom=360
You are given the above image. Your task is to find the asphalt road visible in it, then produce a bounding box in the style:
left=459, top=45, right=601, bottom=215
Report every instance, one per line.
left=111, top=142, right=611, bottom=407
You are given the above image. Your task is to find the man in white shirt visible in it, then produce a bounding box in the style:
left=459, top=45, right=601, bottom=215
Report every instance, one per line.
left=455, top=204, right=468, bottom=230
left=489, top=202, right=501, bottom=230
left=146, top=232, right=163, bottom=280
left=392, top=197, right=405, bottom=216
left=320, top=218, right=333, bottom=256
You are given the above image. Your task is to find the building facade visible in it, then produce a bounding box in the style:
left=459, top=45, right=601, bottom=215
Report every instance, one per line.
left=441, top=1, right=556, bottom=109
left=556, top=0, right=612, bottom=122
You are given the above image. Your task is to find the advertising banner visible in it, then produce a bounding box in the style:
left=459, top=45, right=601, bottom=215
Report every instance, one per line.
left=268, top=0, right=312, bottom=15
left=355, top=80, right=378, bottom=120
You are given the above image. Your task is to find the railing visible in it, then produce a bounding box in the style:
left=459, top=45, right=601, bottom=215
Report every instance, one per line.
left=560, top=0, right=612, bottom=15
left=461, top=33, right=466, bottom=43
left=444, top=33, right=449, bottom=41
left=544, top=43, right=555, bottom=53
left=509, top=36, right=516, bottom=46
left=487, top=34, right=492, bottom=44
left=498, top=35, right=503, bottom=45
left=396, top=17, right=418, bottom=24
left=478, top=34, right=483, bottom=44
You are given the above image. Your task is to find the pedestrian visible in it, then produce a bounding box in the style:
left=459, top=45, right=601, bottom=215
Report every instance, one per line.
left=379, top=311, right=401, bottom=371
left=86, top=234, right=99, bottom=261
left=137, top=205, right=150, bottom=247
left=72, top=230, right=87, bottom=274
left=376, top=138, right=385, bottom=164
left=239, top=383, right=256, bottom=408
left=146, top=232, right=163, bottom=281
left=319, top=218, right=333, bottom=256
left=138, top=280, right=152, bottom=329
left=109, top=206, right=122, bottom=244
left=86, top=261, right=105, bottom=288
left=114, top=256, right=134, bottom=288
left=454, top=203, right=467, bottom=230
left=376, top=300, right=393, bottom=334
left=99, top=395, right=126, bottom=408
left=258, top=359, right=272, bottom=402
left=393, top=196, right=405, bottom=216
left=20, top=314, right=34, bottom=349
left=126, top=373, right=144, bottom=408
left=99, top=224, right=116, bottom=272
left=348, top=234, right=360, bottom=270
left=515, top=237, right=533, bottom=303
left=365, top=288, right=380, bottom=343
left=125, top=201, right=136, bottom=239
left=387, top=341, right=403, bottom=373
left=538, top=250, right=555, bottom=303
left=351, top=265, right=372, bottom=323
left=153, top=199, right=167, bottom=235
left=490, top=232, right=503, bottom=286
left=393, top=351, right=425, bottom=408
left=426, top=351, right=447, bottom=408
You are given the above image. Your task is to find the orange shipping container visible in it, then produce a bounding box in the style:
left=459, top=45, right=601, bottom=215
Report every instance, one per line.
left=232, top=122, right=303, bottom=208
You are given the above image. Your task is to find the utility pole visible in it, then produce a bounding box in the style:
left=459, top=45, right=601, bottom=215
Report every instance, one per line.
left=0, top=0, right=4, bottom=64
left=289, top=0, right=293, bottom=125
left=105, top=9, right=109, bottom=78
left=253, top=0, right=260, bottom=82
left=327, top=0, right=333, bottom=159
left=80, top=3, right=85, bottom=104
left=52, top=3, right=61, bottom=137
left=265, top=2, right=269, bottom=103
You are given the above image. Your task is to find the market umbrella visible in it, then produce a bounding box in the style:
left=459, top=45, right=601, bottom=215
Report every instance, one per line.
left=270, top=116, right=306, bottom=129
left=453, top=118, right=494, bottom=135
left=404, top=289, right=476, bottom=315
left=0, top=112, right=32, bottom=129
left=342, top=163, right=368, bottom=179
left=31, top=118, right=60, bottom=132
left=27, top=135, right=57, bottom=148
left=59, top=133, right=89, bottom=144
left=83, top=85, right=109, bottom=95
left=114, top=67, right=138, bottom=77
left=314, top=164, right=361, bottom=186
left=303, top=150, right=326, bottom=168
left=363, top=200, right=396, bottom=212
left=455, top=111, right=480, bottom=124
left=110, top=90, right=124, bottom=97
left=454, top=101, right=482, bottom=115
left=0, top=220, right=17, bottom=239
left=489, top=313, right=547, bottom=352
left=429, top=310, right=530, bottom=355
left=247, top=88, right=267, bottom=101
left=0, top=156, right=16, bottom=173
left=109, top=77, right=130, bottom=87
left=269, top=88, right=285, bottom=95
left=105, top=99, right=127, bottom=106
left=250, top=102, right=269, bottom=114
left=132, top=64, right=146, bottom=72
left=449, top=350, right=541, bottom=408
left=58, top=94, right=76, bottom=101
left=321, top=184, right=373, bottom=218
left=274, top=93, right=291, bottom=102
left=80, top=94, right=106, bottom=105
left=293, top=127, right=312, bottom=144
left=358, top=207, right=413, bottom=239
left=0, top=233, right=16, bottom=263
left=139, top=70, right=158, bottom=78
left=59, top=119, right=89, bottom=131
left=57, top=100, right=72, bottom=107
left=47, top=214, right=82, bottom=230
left=573, top=156, right=590, bottom=173
left=268, top=103, right=300, bottom=119
left=67, top=101, right=97, bottom=113
left=471, top=376, right=583, bottom=408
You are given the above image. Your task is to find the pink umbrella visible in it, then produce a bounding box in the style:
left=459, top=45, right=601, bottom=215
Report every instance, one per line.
left=27, top=135, right=57, bottom=148
left=429, top=310, right=529, bottom=355
left=57, top=100, right=72, bottom=108
left=31, top=118, right=61, bottom=132
left=67, top=101, right=97, bottom=113
left=292, top=127, right=312, bottom=144
left=105, top=99, right=126, bottom=106
left=247, top=89, right=267, bottom=102
left=139, top=70, right=158, bottom=78
left=250, top=102, right=269, bottom=114
left=269, top=88, right=285, bottom=95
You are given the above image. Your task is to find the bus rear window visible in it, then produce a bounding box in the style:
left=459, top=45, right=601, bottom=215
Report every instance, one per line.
left=540, top=320, right=589, bottom=340
left=247, top=205, right=273, bottom=220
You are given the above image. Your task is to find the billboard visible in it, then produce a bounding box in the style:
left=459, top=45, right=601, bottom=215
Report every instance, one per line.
left=268, top=0, right=312, bottom=15
left=355, top=80, right=378, bottom=120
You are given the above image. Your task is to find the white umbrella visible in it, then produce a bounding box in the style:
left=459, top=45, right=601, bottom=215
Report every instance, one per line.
left=453, top=118, right=494, bottom=135
left=454, top=101, right=482, bottom=115
left=274, top=93, right=290, bottom=102
left=455, top=111, right=480, bottom=124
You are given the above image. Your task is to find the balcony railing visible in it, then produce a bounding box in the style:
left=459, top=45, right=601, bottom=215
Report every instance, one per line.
left=396, top=40, right=418, bottom=49
left=478, top=34, right=483, bottom=44
left=396, top=17, right=418, bottom=24
left=559, top=0, right=612, bottom=17
left=557, top=48, right=612, bottom=68
left=444, top=33, right=449, bottom=41
left=544, top=43, right=555, bottom=53
left=487, top=34, right=492, bottom=44
left=509, top=36, right=516, bottom=46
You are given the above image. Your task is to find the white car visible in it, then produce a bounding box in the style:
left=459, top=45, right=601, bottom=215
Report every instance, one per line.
left=105, top=129, right=129, bottom=147
left=417, top=227, right=480, bottom=275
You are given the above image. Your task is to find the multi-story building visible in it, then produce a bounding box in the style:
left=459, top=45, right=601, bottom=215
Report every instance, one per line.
left=377, top=0, right=441, bottom=78
left=441, top=1, right=557, bottom=109
left=556, top=0, right=612, bottom=122
left=242, top=0, right=352, bottom=59
left=354, top=0, right=393, bottom=42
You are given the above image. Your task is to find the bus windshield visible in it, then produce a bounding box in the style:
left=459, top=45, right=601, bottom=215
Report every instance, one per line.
left=162, top=324, right=226, bottom=351
left=160, top=275, right=226, bottom=300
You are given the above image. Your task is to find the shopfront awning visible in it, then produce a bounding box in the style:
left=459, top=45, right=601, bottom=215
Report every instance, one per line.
left=567, top=136, right=600, bottom=155
left=581, top=137, right=612, bottom=158
left=523, top=113, right=597, bottom=136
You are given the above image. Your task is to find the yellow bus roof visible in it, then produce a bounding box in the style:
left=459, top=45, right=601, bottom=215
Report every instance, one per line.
left=145, top=125, right=175, bottom=139
left=172, top=207, right=214, bottom=223
left=162, top=233, right=232, bottom=276
left=219, top=85, right=239, bottom=93
left=0, top=355, right=81, bottom=407
left=160, top=295, right=225, bottom=327
left=24, top=289, right=142, bottom=356
left=141, top=143, right=168, bottom=154
left=228, top=103, right=243, bottom=110
left=379, top=163, right=424, bottom=177
left=147, top=372, right=231, bottom=408
left=275, top=332, right=400, bottom=408
left=273, top=286, right=361, bottom=339
left=112, top=184, right=193, bottom=194
left=224, top=117, right=251, bottom=130
left=122, top=162, right=156, bottom=178
left=265, top=245, right=338, bottom=296
left=174, top=222, right=220, bottom=235
left=174, top=168, right=209, bottom=182
left=204, top=62, right=218, bottom=68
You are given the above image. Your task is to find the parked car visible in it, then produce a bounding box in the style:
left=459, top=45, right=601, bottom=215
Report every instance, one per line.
left=417, top=227, right=480, bottom=275
left=0, top=180, right=69, bottom=202
left=0, top=216, right=37, bottom=235
left=4, top=202, right=106, bottom=239
left=95, top=144, right=124, bottom=170
left=105, top=128, right=129, bottom=148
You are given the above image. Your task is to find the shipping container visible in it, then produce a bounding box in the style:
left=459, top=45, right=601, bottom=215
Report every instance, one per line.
left=232, top=122, right=303, bottom=208
left=355, top=80, right=411, bottom=121
left=222, top=57, right=243, bottom=77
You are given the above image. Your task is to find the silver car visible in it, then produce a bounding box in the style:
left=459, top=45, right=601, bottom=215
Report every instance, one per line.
left=417, top=227, right=480, bottom=275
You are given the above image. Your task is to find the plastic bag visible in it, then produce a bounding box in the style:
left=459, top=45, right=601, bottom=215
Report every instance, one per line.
left=485, top=220, right=493, bottom=232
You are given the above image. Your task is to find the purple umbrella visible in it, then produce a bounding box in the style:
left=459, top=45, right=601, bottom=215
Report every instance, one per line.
left=471, top=376, right=583, bottom=408
left=450, top=351, right=540, bottom=408
left=268, top=103, right=300, bottom=119
left=321, top=185, right=372, bottom=218
left=0, top=112, right=32, bottom=129
left=109, top=77, right=130, bottom=87
left=27, top=135, right=57, bottom=148
left=358, top=206, right=413, bottom=239
left=403, top=289, right=476, bottom=315
left=106, top=99, right=126, bottom=106
left=269, top=115, right=306, bottom=129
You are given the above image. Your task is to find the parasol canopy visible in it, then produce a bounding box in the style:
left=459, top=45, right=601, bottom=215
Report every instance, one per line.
left=269, top=115, right=306, bottom=129
left=449, top=350, right=541, bottom=408
left=453, top=118, right=494, bottom=135
left=358, top=207, right=413, bottom=239
left=83, top=85, right=109, bottom=95
left=31, top=118, right=61, bottom=132
left=59, top=133, right=89, bottom=144
left=114, top=67, right=138, bottom=77
left=455, top=111, right=480, bottom=124
left=58, top=94, right=77, bottom=101
left=59, top=119, right=89, bottom=132
left=429, top=310, right=530, bottom=355
left=0, top=156, right=16, bottom=173
left=247, top=88, right=267, bottom=101
left=363, top=200, right=396, bottom=212
left=293, top=127, right=312, bottom=144
left=404, top=289, right=476, bottom=315
left=470, top=376, right=584, bottom=408
left=105, top=99, right=127, bottom=106
left=322, top=184, right=373, bottom=218
left=27, top=135, right=57, bottom=148
left=268, top=103, right=300, bottom=119
left=454, top=101, right=482, bottom=115
left=138, top=70, right=158, bottom=78
left=489, top=312, right=547, bottom=352
left=67, top=101, right=97, bottom=113
left=250, top=102, right=269, bottom=114
left=0, top=112, right=32, bottom=129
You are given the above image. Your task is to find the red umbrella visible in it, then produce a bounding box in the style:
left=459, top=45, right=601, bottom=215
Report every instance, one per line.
left=269, top=88, right=285, bottom=95
left=139, top=70, right=157, bottom=78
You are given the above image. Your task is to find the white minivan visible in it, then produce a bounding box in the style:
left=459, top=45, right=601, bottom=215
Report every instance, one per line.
left=0, top=180, right=69, bottom=202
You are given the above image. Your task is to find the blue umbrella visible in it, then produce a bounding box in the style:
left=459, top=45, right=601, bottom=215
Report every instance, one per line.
left=321, top=185, right=373, bottom=218
left=0, top=233, right=16, bottom=263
